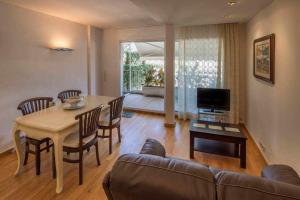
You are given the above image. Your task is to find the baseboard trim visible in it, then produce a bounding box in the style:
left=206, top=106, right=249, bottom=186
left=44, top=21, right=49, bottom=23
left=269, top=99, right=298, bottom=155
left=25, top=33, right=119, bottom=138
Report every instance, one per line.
left=0, top=144, right=14, bottom=154
left=240, top=123, right=269, bottom=165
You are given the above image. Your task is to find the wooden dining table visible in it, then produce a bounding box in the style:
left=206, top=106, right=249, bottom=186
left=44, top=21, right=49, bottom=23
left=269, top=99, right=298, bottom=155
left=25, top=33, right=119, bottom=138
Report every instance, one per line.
left=12, top=95, right=115, bottom=193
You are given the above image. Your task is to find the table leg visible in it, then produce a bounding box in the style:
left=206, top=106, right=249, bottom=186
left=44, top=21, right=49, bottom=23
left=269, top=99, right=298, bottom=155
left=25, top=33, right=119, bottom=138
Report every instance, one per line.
left=13, top=125, right=25, bottom=176
left=52, top=135, right=64, bottom=194
left=234, top=143, right=240, bottom=157
left=190, top=134, right=194, bottom=159
left=240, top=140, right=246, bottom=168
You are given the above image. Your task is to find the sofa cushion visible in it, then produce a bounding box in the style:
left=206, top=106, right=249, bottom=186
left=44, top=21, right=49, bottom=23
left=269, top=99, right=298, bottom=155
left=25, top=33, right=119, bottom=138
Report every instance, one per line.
left=108, top=153, right=216, bottom=200
left=63, top=131, right=95, bottom=148
left=216, top=171, right=300, bottom=200
left=140, top=138, right=166, bottom=157
left=209, top=166, right=221, bottom=176
left=103, top=171, right=113, bottom=200
left=262, top=165, right=300, bottom=186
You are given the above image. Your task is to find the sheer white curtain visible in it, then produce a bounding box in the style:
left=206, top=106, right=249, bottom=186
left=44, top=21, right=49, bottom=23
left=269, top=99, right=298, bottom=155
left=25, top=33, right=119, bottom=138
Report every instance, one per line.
left=175, top=24, right=240, bottom=123
left=220, top=24, right=240, bottom=124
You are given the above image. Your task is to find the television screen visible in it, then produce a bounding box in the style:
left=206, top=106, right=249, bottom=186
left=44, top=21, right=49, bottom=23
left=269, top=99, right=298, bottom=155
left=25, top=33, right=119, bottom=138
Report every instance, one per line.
left=197, top=88, right=230, bottom=111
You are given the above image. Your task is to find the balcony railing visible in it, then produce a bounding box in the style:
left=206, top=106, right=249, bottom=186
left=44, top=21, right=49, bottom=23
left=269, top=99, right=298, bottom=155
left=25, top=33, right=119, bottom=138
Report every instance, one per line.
left=123, top=69, right=144, bottom=93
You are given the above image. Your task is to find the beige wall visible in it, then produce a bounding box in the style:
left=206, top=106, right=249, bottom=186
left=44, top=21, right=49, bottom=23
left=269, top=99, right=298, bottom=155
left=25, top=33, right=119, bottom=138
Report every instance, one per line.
left=87, top=26, right=103, bottom=95
left=238, top=23, right=247, bottom=123
left=246, top=0, right=300, bottom=173
left=0, top=2, right=88, bottom=152
left=100, top=26, right=165, bottom=96
left=94, top=28, right=103, bottom=95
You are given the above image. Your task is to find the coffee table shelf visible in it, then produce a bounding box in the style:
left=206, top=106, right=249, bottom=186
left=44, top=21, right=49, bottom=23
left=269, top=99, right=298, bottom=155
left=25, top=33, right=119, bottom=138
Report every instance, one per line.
left=189, top=120, right=247, bottom=168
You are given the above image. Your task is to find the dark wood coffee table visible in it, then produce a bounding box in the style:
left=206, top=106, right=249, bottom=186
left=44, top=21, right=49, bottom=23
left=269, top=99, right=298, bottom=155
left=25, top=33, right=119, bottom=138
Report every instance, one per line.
left=189, top=119, right=247, bottom=168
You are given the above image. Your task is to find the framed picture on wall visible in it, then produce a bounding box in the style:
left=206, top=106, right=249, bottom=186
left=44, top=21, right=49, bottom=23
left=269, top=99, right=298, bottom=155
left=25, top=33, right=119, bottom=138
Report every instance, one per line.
left=253, top=34, right=275, bottom=84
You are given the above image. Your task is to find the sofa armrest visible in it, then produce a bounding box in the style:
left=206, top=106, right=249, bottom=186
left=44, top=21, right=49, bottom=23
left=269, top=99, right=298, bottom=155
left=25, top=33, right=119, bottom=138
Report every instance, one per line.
left=140, top=138, right=166, bottom=157
left=216, top=171, right=300, bottom=200
left=102, top=171, right=114, bottom=200
left=262, top=165, right=300, bottom=186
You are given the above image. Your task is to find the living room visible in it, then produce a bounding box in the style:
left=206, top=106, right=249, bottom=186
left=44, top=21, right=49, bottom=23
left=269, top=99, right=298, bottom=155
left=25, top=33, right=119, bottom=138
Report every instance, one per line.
left=0, top=0, right=300, bottom=199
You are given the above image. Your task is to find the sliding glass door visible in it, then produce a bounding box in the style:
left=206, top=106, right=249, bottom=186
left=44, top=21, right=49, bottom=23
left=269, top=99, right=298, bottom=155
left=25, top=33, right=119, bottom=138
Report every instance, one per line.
left=120, top=41, right=165, bottom=113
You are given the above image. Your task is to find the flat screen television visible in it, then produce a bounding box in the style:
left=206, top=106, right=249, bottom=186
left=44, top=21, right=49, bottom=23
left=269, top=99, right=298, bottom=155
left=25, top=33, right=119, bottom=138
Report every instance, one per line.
left=197, top=88, right=230, bottom=111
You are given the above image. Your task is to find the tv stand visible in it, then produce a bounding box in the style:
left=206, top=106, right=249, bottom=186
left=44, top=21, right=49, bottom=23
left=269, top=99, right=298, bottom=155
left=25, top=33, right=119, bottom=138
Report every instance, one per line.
left=198, top=108, right=228, bottom=123
left=200, top=108, right=225, bottom=114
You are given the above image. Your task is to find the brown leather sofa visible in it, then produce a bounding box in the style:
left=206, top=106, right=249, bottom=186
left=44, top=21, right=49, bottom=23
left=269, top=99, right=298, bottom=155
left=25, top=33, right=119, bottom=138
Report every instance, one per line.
left=103, top=138, right=300, bottom=200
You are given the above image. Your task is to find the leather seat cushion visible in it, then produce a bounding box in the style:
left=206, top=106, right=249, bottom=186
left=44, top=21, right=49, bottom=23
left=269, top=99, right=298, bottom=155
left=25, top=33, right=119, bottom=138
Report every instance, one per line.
left=109, top=153, right=216, bottom=200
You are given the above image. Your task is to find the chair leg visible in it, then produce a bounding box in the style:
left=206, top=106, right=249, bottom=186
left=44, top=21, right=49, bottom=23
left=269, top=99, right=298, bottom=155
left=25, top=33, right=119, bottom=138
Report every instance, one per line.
left=102, top=129, right=105, bottom=137
left=46, top=140, right=50, bottom=152
left=24, top=142, right=29, bottom=166
left=52, top=145, right=56, bottom=179
left=35, top=144, right=41, bottom=176
left=95, top=142, right=101, bottom=166
left=79, top=151, right=83, bottom=185
left=117, top=126, right=121, bottom=143
left=109, top=129, right=112, bottom=154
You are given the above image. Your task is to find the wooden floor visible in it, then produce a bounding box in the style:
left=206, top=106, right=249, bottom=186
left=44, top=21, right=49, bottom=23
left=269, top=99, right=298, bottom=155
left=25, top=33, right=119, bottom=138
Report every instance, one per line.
left=0, top=113, right=266, bottom=200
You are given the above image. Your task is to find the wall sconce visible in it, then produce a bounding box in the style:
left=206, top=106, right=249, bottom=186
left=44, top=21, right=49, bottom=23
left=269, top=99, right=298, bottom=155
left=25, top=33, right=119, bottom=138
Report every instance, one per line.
left=50, top=47, right=74, bottom=51
left=49, top=38, right=73, bottom=51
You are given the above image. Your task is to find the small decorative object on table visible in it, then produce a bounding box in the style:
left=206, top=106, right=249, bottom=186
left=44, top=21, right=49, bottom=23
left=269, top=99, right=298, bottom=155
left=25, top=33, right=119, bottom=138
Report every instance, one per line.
left=63, top=96, right=85, bottom=110
left=253, top=34, right=275, bottom=84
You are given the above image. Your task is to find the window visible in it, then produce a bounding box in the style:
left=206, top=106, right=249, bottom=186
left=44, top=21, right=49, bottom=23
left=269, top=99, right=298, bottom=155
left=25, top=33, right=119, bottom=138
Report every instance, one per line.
left=174, top=26, right=224, bottom=118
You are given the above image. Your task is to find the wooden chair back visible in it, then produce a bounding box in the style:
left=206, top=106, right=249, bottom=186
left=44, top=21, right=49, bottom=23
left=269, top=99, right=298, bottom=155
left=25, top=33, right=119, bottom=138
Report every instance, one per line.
left=75, top=106, right=103, bottom=147
left=17, top=97, right=54, bottom=116
left=57, top=90, right=81, bottom=103
left=108, top=96, right=125, bottom=126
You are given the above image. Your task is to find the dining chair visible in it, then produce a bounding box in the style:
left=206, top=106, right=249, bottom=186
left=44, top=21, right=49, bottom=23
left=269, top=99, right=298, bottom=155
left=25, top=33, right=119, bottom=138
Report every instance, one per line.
left=17, top=97, right=54, bottom=175
left=57, top=89, right=81, bottom=103
left=53, top=106, right=103, bottom=185
left=98, top=96, right=125, bottom=154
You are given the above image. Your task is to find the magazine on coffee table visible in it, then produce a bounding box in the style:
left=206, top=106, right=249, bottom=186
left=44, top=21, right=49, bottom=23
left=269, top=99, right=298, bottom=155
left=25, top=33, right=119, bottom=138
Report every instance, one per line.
left=224, top=127, right=240, bottom=133
left=193, top=123, right=206, bottom=128
left=208, top=125, right=223, bottom=130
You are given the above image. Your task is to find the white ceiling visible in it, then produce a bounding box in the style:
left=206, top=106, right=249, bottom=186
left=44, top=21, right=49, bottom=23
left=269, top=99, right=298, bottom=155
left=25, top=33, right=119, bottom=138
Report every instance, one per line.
left=1, top=0, right=273, bottom=28
left=1, top=0, right=159, bottom=28
left=131, top=0, right=273, bottom=26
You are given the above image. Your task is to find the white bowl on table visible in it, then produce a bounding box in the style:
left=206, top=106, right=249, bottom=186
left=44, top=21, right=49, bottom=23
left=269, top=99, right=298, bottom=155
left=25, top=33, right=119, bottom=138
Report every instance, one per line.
left=63, top=96, right=85, bottom=110
left=65, top=96, right=81, bottom=105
